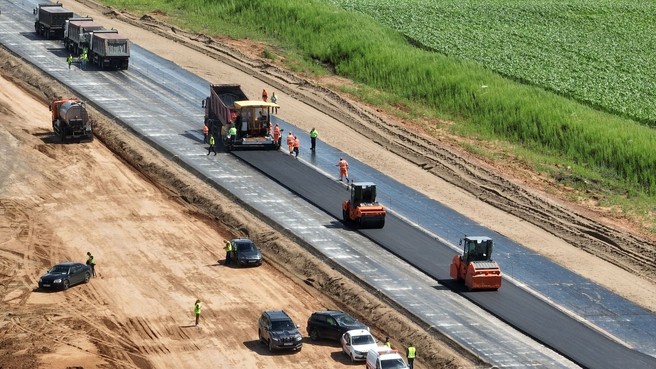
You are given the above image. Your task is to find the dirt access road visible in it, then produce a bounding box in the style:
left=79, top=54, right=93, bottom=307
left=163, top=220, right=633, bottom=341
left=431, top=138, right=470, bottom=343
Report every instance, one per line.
left=0, top=0, right=655, bottom=368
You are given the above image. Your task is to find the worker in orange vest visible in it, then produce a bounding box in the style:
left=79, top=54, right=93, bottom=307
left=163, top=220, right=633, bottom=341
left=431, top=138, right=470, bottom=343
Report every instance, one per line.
left=336, top=158, right=349, bottom=183
left=202, top=124, right=209, bottom=144
left=262, top=89, right=268, bottom=102
left=293, top=135, right=300, bottom=158
left=273, top=124, right=281, bottom=146
left=287, top=132, right=294, bottom=155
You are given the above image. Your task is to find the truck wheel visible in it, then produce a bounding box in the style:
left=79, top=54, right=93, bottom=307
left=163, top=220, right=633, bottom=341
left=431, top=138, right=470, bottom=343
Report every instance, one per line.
left=342, top=210, right=349, bottom=224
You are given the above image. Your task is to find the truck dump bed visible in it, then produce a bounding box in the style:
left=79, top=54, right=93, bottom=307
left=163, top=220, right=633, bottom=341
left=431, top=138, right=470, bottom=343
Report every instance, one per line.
left=66, top=20, right=103, bottom=44
left=35, top=4, right=74, bottom=39
left=91, top=31, right=130, bottom=57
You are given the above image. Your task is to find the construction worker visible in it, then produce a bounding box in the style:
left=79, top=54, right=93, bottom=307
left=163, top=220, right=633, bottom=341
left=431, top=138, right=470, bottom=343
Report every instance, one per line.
left=384, top=336, right=391, bottom=348
left=80, top=51, right=88, bottom=70
left=224, top=240, right=232, bottom=265
left=207, top=134, right=216, bottom=155
left=86, top=252, right=96, bottom=277
left=273, top=124, right=281, bottom=146
left=228, top=125, right=237, bottom=143
left=262, top=88, right=268, bottom=102
left=309, top=128, right=318, bottom=151
left=67, top=54, right=73, bottom=69
left=336, top=158, right=349, bottom=183
left=194, top=299, right=202, bottom=326
left=406, top=343, right=416, bottom=369
left=293, top=135, right=300, bottom=158
left=270, top=92, right=278, bottom=114
left=202, top=124, right=209, bottom=144
left=287, top=132, right=294, bottom=155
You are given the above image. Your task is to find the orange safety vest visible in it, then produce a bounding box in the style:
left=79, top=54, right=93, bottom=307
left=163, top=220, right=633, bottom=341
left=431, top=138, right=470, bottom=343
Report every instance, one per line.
left=293, top=137, right=300, bottom=148
left=287, top=134, right=294, bottom=146
left=339, top=160, right=348, bottom=171
left=274, top=125, right=281, bottom=141
left=203, top=125, right=209, bottom=134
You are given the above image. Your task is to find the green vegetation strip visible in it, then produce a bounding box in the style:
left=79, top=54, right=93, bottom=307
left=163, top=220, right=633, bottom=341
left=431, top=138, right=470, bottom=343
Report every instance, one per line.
left=329, top=0, right=656, bottom=126
left=102, top=0, right=656, bottom=195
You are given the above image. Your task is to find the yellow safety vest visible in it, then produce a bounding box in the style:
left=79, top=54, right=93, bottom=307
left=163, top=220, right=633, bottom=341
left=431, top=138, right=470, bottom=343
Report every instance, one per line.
left=407, top=346, right=416, bottom=358
left=194, top=302, right=201, bottom=315
left=224, top=242, right=232, bottom=252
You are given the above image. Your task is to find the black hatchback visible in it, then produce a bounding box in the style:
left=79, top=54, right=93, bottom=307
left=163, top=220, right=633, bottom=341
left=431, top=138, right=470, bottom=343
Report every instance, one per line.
left=38, top=262, right=91, bottom=290
left=231, top=239, right=263, bottom=267
left=307, top=310, right=368, bottom=341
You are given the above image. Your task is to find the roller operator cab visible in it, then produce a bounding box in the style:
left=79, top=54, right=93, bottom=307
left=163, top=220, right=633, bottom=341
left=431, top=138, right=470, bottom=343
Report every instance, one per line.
left=342, top=182, right=386, bottom=229
left=449, top=236, right=502, bottom=291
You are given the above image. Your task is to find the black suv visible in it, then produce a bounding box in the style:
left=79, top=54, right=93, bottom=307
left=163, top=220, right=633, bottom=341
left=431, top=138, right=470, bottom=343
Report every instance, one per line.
left=258, top=310, right=303, bottom=352
left=306, top=310, right=368, bottom=341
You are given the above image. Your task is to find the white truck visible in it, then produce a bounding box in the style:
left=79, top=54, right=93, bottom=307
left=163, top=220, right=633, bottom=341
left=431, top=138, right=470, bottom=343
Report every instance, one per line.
left=366, top=347, right=409, bottom=369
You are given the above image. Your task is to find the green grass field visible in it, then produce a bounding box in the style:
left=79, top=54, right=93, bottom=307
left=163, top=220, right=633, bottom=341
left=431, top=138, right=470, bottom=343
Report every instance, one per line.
left=100, top=0, right=656, bottom=227
left=328, top=0, right=656, bottom=126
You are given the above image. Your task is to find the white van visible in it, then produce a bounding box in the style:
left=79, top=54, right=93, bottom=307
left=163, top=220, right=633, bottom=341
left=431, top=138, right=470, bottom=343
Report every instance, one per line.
left=366, top=346, right=409, bottom=369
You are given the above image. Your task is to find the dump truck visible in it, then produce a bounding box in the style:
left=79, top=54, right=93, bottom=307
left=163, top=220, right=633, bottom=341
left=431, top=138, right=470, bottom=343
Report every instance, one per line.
left=202, top=84, right=280, bottom=152
left=342, top=182, right=386, bottom=229
left=34, top=3, right=74, bottom=39
left=88, top=29, right=130, bottom=70
left=50, top=98, right=93, bottom=142
left=450, top=236, right=502, bottom=291
left=64, top=18, right=103, bottom=55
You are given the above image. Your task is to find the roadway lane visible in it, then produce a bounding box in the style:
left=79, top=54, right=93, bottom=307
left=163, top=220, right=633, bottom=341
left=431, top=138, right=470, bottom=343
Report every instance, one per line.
left=233, top=150, right=656, bottom=369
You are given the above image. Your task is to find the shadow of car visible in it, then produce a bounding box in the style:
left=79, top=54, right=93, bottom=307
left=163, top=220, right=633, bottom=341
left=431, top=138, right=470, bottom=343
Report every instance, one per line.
left=38, top=262, right=91, bottom=290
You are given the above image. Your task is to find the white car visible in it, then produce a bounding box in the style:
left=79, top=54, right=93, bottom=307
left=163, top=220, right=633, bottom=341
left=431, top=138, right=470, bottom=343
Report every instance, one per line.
left=341, top=329, right=378, bottom=362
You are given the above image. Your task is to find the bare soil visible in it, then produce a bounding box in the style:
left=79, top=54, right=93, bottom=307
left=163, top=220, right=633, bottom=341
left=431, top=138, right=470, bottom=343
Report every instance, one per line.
left=1, top=0, right=654, bottom=368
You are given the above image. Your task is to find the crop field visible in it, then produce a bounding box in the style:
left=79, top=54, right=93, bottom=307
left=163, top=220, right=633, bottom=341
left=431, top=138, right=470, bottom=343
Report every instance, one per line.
left=327, top=0, right=656, bottom=126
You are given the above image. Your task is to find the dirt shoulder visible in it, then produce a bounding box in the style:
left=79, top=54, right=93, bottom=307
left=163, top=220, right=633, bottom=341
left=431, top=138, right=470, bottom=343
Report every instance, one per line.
left=58, top=0, right=656, bottom=310
left=0, top=52, right=471, bottom=369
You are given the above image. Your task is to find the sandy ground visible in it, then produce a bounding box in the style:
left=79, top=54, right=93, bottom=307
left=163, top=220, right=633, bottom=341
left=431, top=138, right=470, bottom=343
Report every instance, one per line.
left=0, top=0, right=654, bottom=368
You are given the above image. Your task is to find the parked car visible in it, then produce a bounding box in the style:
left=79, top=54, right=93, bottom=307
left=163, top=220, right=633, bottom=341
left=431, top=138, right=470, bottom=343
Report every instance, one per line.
left=306, top=310, right=368, bottom=341
left=258, top=310, right=303, bottom=352
left=231, top=239, right=262, bottom=266
left=341, top=329, right=378, bottom=362
left=366, top=346, right=409, bottom=369
left=38, top=262, right=91, bottom=290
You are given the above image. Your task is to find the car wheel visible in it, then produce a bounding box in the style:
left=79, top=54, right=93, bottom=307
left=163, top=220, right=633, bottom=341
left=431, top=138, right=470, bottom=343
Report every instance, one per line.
left=268, top=339, right=274, bottom=353
left=84, top=272, right=90, bottom=284
left=350, top=353, right=356, bottom=363
left=258, top=329, right=264, bottom=344
left=63, top=279, right=70, bottom=290
left=309, top=329, right=319, bottom=341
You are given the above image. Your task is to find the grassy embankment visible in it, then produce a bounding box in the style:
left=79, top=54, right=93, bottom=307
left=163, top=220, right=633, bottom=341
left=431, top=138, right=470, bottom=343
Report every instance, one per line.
left=101, top=0, right=656, bottom=231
